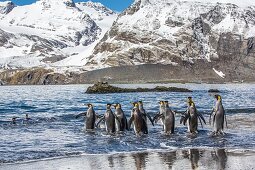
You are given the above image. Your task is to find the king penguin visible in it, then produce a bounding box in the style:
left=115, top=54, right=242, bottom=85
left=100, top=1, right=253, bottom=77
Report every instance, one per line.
left=128, top=102, right=148, bottom=136
left=76, top=103, right=97, bottom=130
left=113, top=103, right=128, bottom=132
left=209, top=94, right=227, bottom=135
left=163, top=101, right=175, bottom=134
left=138, top=101, right=154, bottom=127
left=97, top=104, right=116, bottom=134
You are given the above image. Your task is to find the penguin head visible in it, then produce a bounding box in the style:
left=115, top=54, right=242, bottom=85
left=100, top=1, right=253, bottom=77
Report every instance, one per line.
left=12, top=117, right=18, bottom=123
left=190, top=102, right=195, bottom=106
left=138, top=101, right=143, bottom=106
left=187, top=96, right=192, bottom=102
left=132, top=102, right=139, bottom=108
left=106, top=103, right=112, bottom=109
left=214, top=94, right=221, bottom=101
left=159, top=101, right=164, bottom=105
left=164, top=101, right=169, bottom=106
left=25, top=114, right=29, bottom=119
left=187, top=97, right=193, bottom=105
left=87, top=103, right=93, bottom=107
left=114, top=103, right=121, bottom=108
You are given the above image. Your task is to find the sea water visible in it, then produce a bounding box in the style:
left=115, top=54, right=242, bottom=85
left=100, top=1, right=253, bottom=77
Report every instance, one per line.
left=0, top=84, right=255, bottom=164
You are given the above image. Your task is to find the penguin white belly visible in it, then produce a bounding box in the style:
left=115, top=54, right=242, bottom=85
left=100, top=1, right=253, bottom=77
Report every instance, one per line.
left=134, top=124, right=138, bottom=134
left=105, top=122, right=108, bottom=132
left=215, top=112, right=224, bottom=132
left=115, top=120, right=120, bottom=132
left=187, top=119, right=190, bottom=132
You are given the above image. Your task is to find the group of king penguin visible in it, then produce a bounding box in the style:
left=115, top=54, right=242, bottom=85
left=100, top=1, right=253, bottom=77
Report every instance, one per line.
left=76, top=94, right=227, bottom=136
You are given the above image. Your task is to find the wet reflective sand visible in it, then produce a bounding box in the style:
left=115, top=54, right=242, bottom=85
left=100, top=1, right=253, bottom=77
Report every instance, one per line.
left=1, top=149, right=255, bottom=170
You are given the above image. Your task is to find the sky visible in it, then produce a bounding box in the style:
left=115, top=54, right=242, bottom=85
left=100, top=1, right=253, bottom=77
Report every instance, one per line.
left=2, top=0, right=134, bottom=12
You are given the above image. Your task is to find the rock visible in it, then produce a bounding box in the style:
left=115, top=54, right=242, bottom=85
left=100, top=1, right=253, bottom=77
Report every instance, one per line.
left=85, top=82, right=192, bottom=94
left=208, top=89, right=220, bottom=93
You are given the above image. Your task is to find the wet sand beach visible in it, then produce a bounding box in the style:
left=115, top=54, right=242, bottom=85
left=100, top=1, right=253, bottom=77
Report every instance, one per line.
left=1, top=149, right=255, bottom=170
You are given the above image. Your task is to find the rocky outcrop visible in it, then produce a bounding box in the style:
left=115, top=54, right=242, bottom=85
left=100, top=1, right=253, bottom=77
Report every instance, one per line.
left=208, top=89, right=220, bottom=93
left=86, top=82, right=192, bottom=94
left=0, top=1, right=15, bottom=14
left=0, top=68, right=76, bottom=85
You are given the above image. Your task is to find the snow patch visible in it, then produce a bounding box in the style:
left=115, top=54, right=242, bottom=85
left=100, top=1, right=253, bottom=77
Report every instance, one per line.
left=213, top=68, right=225, bottom=78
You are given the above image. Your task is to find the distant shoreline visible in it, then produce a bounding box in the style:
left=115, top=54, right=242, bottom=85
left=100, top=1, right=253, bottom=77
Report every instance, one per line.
left=1, top=64, right=255, bottom=86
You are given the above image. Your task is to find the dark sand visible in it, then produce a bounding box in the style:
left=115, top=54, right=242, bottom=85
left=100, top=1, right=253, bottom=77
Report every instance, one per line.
left=1, top=149, right=255, bottom=170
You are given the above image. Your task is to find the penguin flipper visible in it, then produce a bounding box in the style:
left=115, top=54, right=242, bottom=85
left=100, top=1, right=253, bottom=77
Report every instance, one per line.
left=128, top=115, right=134, bottom=130
left=152, top=112, right=160, bottom=123
left=114, top=114, right=121, bottom=125
left=198, top=116, right=203, bottom=128
left=212, top=114, right=216, bottom=126
left=171, top=119, right=175, bottom=134
left=152, top=112, right=161, bottom=123
left=75, top=112, right=86, bottom=119
left=142, top=118, right=148, bottom=134
left=180, top=115, right=185, bottom=124
left=96, top=116, right=105, bottom=128
left=198, top=113, right=206, bottom=124
left=183, top=115, right=189, bottom=126
left=209, top=109, right=214, bottom=125
left=224, top=113, right=228, bottom=129
left=125, top=117, right=129, bottom=130
left=96, top=114, right=104, bottom=119
left=180, top=114, right=189, bottom=125
left=146, top=113, right=155, bottom=126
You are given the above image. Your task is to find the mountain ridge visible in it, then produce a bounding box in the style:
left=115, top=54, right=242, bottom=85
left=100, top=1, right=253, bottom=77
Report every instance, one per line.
left=1, top=0, right=255, bottom=84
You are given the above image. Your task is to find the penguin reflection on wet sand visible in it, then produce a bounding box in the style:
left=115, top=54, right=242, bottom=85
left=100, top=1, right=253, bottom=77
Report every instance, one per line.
left=97, top=104, right=116, bottom=134
left=132, top=152, right=148, bottom=170
left=215, top=149, right=227, bottom=170
left=209, top=94, right=227, bottom=135
left=158, top=151, right=177, bottom=169
left=180, top=97, right=206, bottom=134
left=113, top=103, right=128, bottom=132
left=76, top=103, right=97, bottom=130
left=128, top=102, right=148, bottom=136
left=181, top=149, right=200, bottom=169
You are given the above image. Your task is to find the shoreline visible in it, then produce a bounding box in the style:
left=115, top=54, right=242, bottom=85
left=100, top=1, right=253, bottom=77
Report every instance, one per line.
left=1, top=148, right=255, bottom=170
left=0, top=82, right=255, bottom=87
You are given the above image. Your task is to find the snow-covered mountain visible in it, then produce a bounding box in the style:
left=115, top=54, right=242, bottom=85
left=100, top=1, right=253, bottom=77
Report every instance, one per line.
left=86, top=0, right=255, bottom=81
left=0, top=0, right=117, bottom=72
left=1, top=0, right=255, bottom=84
